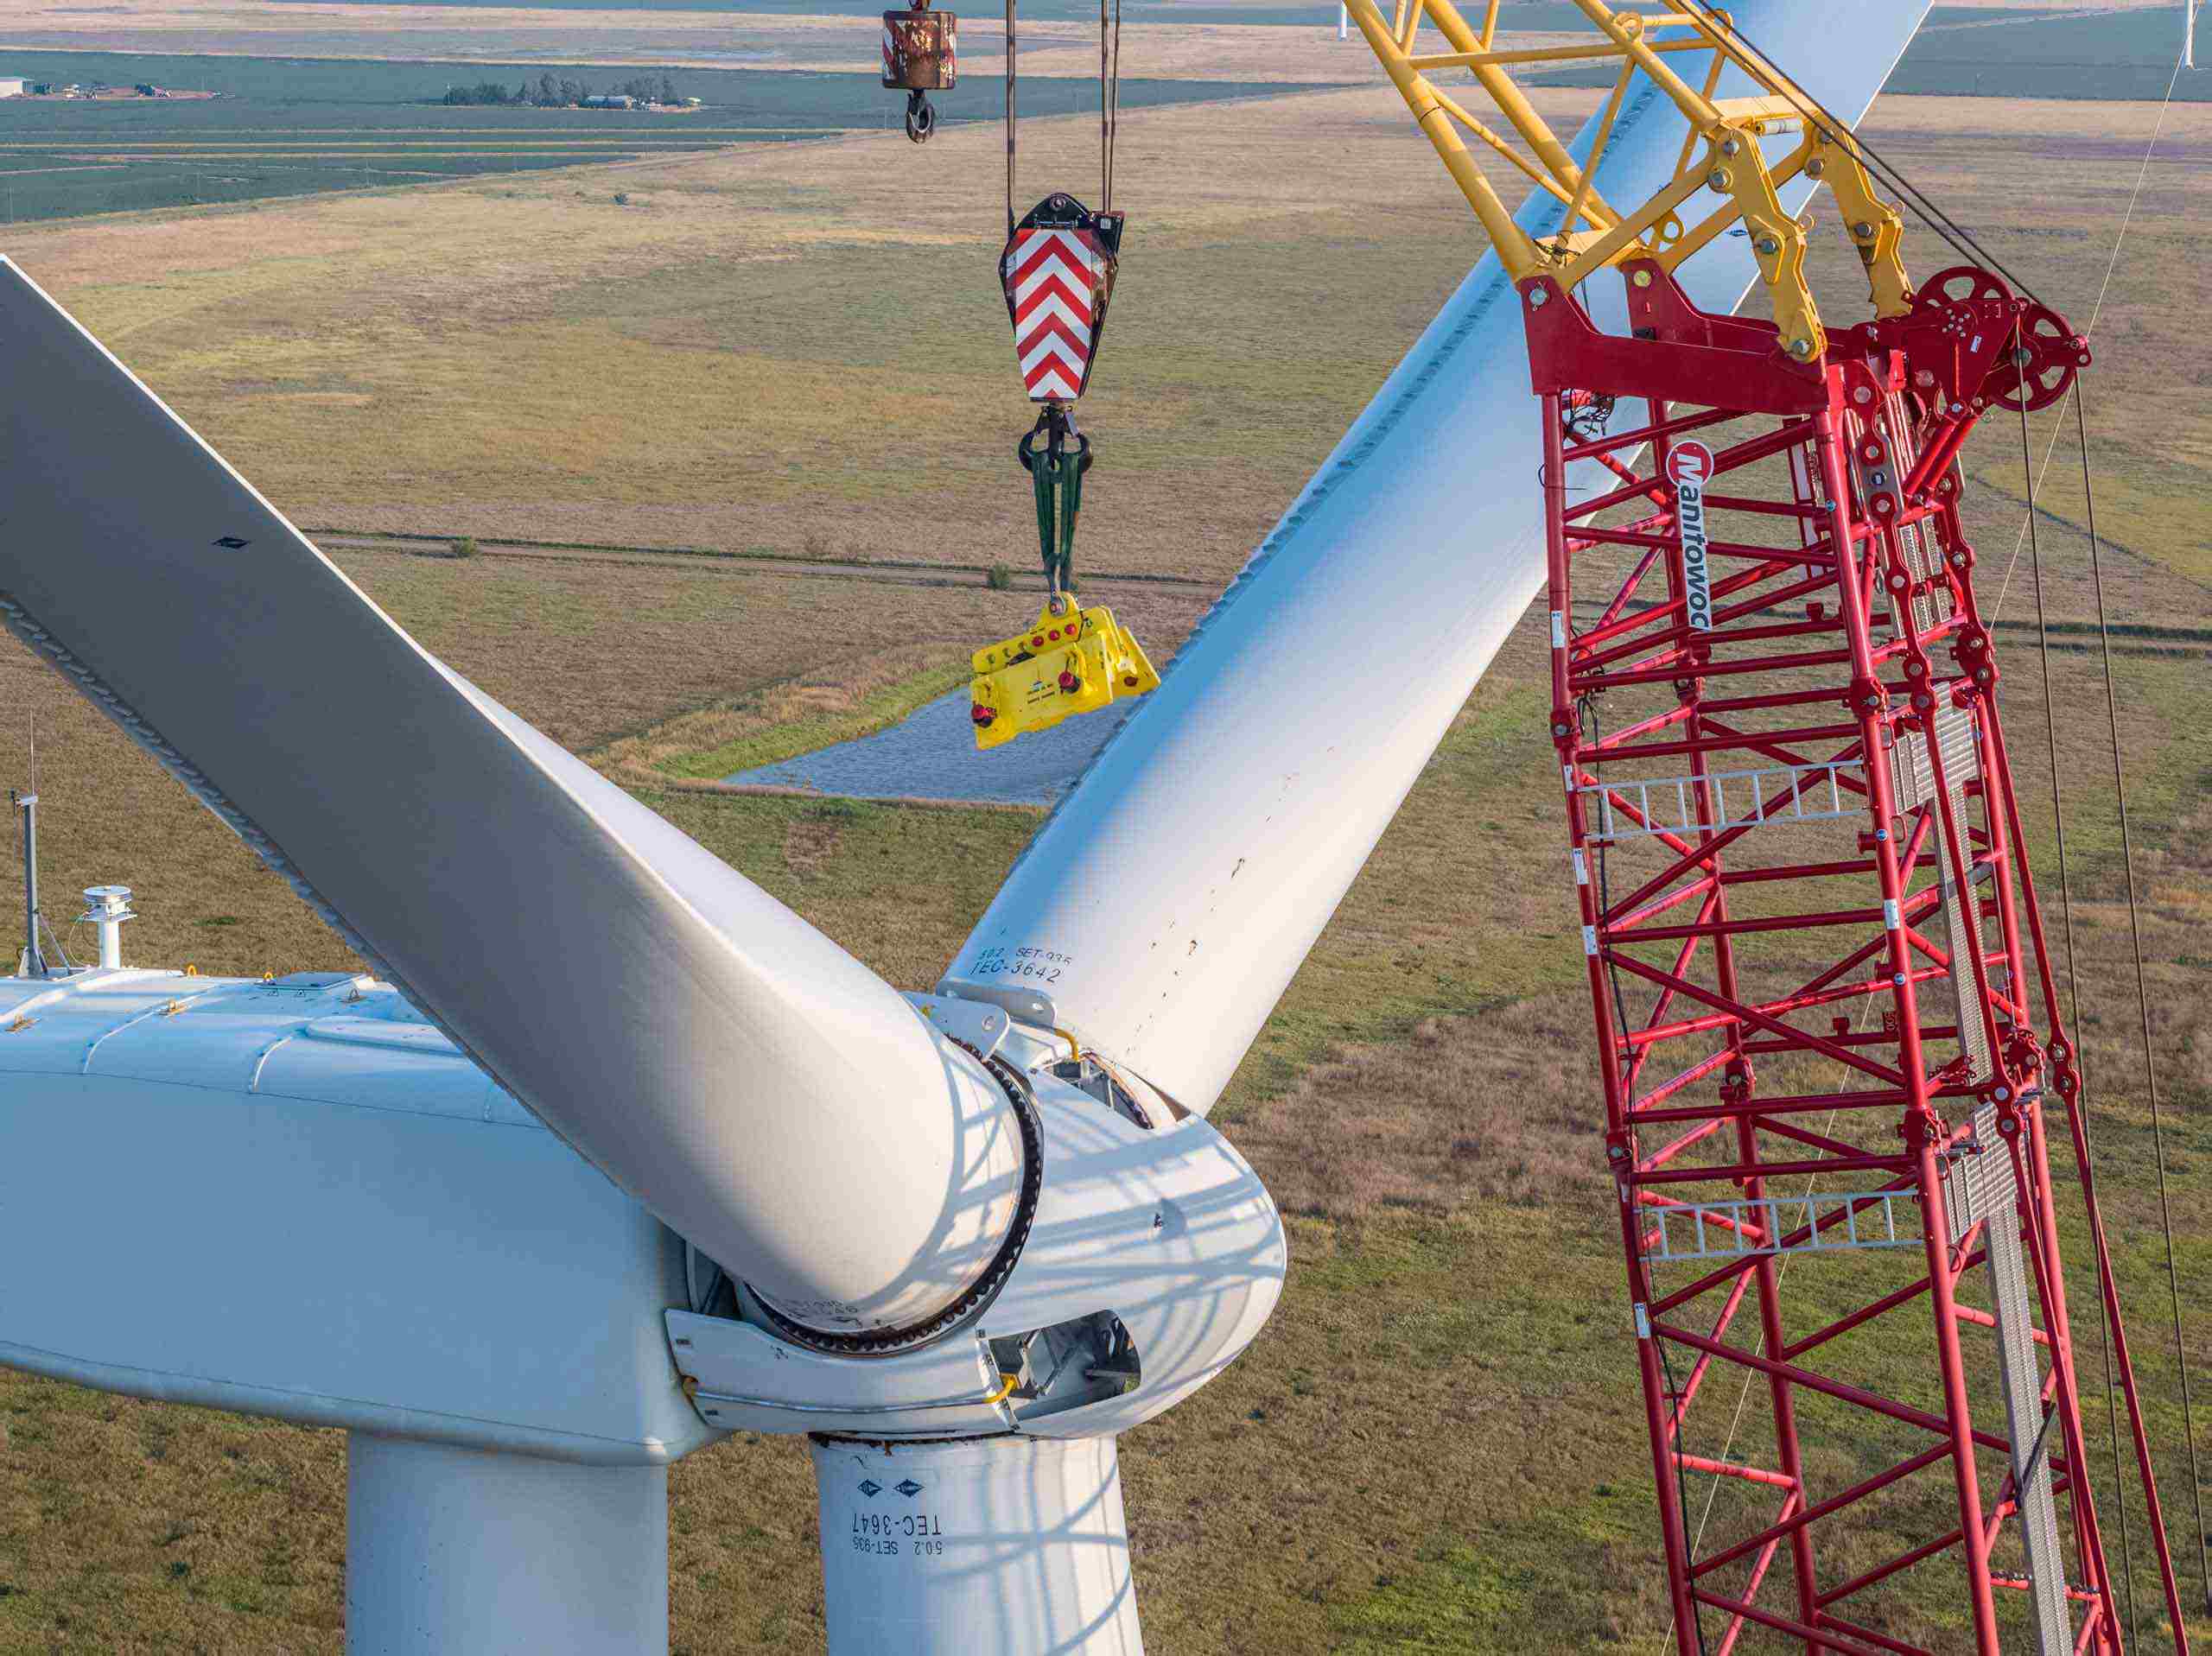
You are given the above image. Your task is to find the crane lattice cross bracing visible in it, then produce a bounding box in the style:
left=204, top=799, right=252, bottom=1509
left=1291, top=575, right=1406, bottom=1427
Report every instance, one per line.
left=1348, top=3, right=2193, bottom=1651
left=1344, top=0, right=1910, bottom=362
left=1536, top=257, right=2182, bottom=1653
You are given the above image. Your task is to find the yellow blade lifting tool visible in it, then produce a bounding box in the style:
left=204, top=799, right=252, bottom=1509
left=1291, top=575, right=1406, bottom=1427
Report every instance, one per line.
left=969, top=599, right=1160, bottom=751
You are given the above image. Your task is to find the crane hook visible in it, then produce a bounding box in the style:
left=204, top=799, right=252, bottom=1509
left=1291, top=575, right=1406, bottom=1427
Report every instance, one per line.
left=882, top=3, right=957, bottom=144
left=905, top=90, right=938, bottom=143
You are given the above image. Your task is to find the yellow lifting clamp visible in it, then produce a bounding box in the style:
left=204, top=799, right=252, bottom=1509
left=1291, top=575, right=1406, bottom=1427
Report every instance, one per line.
left=969, top=597, right=1160, bottom=750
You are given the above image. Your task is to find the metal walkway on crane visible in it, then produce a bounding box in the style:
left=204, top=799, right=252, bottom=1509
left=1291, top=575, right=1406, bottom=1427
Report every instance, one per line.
left=1344, top=2, right=2190, bottom=1651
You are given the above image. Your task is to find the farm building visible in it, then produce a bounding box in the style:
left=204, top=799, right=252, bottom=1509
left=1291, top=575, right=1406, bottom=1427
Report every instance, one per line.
left=582, top=94, right=635, bottom=109
left=0, top=79, right=26, bottom=98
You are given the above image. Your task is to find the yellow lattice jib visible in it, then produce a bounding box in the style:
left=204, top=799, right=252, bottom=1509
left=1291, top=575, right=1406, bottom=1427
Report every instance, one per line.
left=1343, top=0, right=1910, bottom=362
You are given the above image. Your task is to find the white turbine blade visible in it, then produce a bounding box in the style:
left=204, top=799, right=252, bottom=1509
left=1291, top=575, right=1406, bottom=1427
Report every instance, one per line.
left=0, top=260, right=1019, bottom=1333
left=946, top=0, right=1932, bottom=1114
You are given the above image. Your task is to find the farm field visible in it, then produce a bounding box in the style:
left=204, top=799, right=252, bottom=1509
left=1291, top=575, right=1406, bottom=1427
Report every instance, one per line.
left=0, top=1, right=2202, bottom=104
left=0, top=51, right=1318, bottom=221
left=0, top=86, right=2196, bottom=598
left=0, top=56, right=2208, bottom=1656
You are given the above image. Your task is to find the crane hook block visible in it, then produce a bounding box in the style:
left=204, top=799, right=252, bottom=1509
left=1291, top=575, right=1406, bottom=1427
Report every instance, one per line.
left=969, top=600, right=1160, bottom=750
left=882, top=3, right=956, bottom=143
left=1002, top=194, right=1123, bottom=402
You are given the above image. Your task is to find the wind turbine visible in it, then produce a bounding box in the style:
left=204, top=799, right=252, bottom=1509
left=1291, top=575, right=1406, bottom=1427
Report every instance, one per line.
left=0, top=3, right=1929, bottom=1647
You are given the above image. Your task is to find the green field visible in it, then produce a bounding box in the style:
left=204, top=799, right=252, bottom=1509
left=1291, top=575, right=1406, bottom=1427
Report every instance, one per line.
left=0, top=52, right=1324, bottom=222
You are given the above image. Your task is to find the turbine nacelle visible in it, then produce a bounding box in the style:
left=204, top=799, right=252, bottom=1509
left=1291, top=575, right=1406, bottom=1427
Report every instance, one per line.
left=0, top=965, right=1283, bottom=1653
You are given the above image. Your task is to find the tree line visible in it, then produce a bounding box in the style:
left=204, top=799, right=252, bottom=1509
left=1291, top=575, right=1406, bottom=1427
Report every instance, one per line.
left=441, top=73, right=686, bottom=107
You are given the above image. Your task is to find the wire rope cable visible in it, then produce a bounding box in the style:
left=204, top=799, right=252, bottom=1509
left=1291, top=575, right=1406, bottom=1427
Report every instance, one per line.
left=1990, top=46, right=2184, bottom=624
left=1006, top=0, right=1121, bottom=228
left=2074, top=380, right=2212, bottom=1622
left=1098, top=0, right=1122, bottom=212
left=2018, top=376, right=2137, bottom=1643
left=1673, top=0, right=2046, bottom=306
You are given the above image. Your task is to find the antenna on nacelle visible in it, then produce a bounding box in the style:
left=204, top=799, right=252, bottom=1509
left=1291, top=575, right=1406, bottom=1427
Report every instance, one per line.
left=10, top=717, right=72, bottom=980
left=11, top=788, right=42, bottom=978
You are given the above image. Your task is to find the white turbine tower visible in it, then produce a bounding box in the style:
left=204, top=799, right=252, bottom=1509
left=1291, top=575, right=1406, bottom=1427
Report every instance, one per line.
left=0, top=4, right=1928, bottom=1647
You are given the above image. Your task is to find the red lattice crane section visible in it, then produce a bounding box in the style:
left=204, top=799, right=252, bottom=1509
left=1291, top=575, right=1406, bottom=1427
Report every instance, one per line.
left=1531, top=257, right=2189, bottom=1653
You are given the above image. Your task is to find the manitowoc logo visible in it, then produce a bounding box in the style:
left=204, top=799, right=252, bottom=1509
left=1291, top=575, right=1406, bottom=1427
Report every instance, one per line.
left=1669, top=440, right=1717, bottom=632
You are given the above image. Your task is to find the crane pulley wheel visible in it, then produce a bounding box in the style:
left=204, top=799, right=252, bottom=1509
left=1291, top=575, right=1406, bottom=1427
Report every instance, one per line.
left=1912, top=263, right=2015, bottom=313
left=1988, top=302, right=2093, bottom=413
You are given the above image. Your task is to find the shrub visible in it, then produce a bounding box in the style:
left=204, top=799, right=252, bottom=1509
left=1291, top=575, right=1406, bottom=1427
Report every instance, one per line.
left=448, top=536, right=478, bottom=559
left=613, top=193, right=630, bottom=206
left=985, top=563, right=1014, bottom=591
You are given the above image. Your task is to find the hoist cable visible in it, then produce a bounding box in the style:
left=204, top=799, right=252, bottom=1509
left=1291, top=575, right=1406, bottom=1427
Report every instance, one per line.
left=2075, top=380, right=2212, bottom=1623
left=2017, top=372, right=2137, bottom=1645
left=1989, top=51, right=2197, bottom=1623
left=1004, top=0, right=1016, bottom=237
left=1672, top=0, right=2045, bottom=308
left=1105, top=0, right=1122, bottom=213
left=1990, top=46, right=2183, bottom=624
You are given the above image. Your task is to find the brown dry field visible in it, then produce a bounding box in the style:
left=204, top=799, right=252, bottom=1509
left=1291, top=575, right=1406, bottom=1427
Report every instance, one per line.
left=0, top=72, right=2208, bottom=1655
left=0, top=86, right=2201, bottom=606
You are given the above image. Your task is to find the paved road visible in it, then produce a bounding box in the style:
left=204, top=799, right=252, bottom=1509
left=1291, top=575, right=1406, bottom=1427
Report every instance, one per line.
left=727, top=688, right=1129, bottom=805
left=312, top=531, right=1216, bottom=594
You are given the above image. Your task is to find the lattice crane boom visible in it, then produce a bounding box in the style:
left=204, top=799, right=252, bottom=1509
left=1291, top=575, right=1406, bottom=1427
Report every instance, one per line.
left=1348, top=4, right=2188, bottom=1652
left=1346, top=0, right=1911, bottom=359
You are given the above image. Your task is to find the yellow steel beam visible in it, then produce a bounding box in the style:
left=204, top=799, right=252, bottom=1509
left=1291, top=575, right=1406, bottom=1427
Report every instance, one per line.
left=1343, top=0, right=1915, bottom=359
left=1430, top=85, right=1585, bottom=211
left=1406, top=38, right=1712, bottom=69
left=1554, top=136, right=1715, bottom=275
left=1646, top=130, right=1811, bottom=270
left=1344, top=0, right=1545, bottom=277
left=1557, top=55, right=1637, bottom=253
left=1811, top=125, right=1911, bottom=318
left=1426, top=0, right=1618, bottom=226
